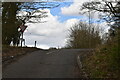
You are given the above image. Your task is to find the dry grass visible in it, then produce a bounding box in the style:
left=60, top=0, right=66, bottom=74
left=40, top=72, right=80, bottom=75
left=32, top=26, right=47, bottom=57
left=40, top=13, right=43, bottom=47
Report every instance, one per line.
left=81, top=44, right=119, bottom=78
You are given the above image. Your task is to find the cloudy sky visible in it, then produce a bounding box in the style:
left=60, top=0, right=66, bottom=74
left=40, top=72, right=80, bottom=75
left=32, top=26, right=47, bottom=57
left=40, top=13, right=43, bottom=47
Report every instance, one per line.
left=23, top=0, right=106, bottom=49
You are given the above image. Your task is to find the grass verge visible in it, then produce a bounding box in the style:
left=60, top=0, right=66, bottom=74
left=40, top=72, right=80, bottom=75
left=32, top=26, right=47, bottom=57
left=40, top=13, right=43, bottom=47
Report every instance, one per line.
left=81, top=43, right=119, bottom=78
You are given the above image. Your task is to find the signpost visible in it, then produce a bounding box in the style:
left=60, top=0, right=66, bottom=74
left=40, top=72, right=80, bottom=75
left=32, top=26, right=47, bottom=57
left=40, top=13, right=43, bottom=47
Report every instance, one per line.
left=18, top=25, right=28, bottom=33
left=18, top=25, right=28, bottom=47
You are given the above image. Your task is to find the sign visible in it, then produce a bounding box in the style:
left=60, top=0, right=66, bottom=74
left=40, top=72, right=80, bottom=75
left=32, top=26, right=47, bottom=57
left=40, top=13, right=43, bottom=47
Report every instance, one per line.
left=18, top=25, right=28, bottom=33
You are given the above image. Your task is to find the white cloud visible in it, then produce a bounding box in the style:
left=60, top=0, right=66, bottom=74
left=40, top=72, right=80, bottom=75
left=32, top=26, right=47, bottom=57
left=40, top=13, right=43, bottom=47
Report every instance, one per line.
left=61, top=3, right=81, bottom=15
left=61, top=0, right=102, bottom=19
left=24, top=9, right=80, bottom=49
left=61, top=0, right=89, bottom=16
left=64, top=18, right=80, bottom=29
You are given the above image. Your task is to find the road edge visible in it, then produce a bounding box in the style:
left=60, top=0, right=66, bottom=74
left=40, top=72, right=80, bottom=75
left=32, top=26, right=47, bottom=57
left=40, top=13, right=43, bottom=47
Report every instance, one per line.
left=77, top=55, right=88, bottom=78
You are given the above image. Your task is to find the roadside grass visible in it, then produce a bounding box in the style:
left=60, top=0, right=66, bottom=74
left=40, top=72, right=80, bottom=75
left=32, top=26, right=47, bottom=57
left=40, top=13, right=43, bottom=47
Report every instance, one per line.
left=82, top=43, right=119, bottom=78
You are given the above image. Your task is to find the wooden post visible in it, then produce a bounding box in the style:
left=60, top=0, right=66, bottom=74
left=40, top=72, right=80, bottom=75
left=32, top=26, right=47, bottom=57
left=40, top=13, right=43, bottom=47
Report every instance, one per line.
left=24, top=39, right=25, bottom=46
left=35, top=41, right=37, bottom=47
left=21, top=32, right=23, bottom=47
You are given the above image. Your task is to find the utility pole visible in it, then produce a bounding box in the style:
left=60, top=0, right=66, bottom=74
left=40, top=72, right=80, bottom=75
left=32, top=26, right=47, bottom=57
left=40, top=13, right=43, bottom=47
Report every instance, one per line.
left=89, top=0, right=91, bottom=49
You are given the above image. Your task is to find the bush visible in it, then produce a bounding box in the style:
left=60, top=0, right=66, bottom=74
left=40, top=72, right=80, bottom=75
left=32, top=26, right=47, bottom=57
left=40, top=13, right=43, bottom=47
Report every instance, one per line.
left=66, top=22, right=102, bottom=48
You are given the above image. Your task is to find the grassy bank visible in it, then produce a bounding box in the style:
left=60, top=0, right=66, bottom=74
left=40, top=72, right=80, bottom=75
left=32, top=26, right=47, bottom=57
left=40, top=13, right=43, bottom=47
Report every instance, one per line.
left=81, top=42, right=119, bottom=78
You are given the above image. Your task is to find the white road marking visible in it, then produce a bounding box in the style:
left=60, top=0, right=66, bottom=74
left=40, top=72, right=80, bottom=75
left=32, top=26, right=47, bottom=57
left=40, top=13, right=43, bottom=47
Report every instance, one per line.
left=46, top=51, right=56, bottom=54
left=77, top=56, right=82, bottom=68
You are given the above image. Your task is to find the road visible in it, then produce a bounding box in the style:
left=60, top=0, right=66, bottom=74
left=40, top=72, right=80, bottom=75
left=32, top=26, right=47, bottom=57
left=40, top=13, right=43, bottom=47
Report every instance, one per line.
left=3, top=49, right=88, bottom=78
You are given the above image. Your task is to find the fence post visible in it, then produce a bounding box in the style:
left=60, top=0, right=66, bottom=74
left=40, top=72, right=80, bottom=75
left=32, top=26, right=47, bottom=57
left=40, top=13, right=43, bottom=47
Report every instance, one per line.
left=21, top=32, right=23, bottom=47
left=35, top=41, right=37, bottom=47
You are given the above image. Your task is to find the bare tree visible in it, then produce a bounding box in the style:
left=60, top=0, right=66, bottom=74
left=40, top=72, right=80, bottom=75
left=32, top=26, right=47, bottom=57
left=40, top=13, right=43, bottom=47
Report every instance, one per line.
left=2, top=2, right=60, bottom=46
left=17, top=2, right=60, bottom=24
left=81, top=0, right=120, bottom=34
left=81, top=0, right=120, bottom=47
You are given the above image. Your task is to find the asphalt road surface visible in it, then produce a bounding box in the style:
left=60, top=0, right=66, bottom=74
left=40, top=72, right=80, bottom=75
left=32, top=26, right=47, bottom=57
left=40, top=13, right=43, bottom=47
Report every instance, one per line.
left=3, top=49, right=88, bottom=78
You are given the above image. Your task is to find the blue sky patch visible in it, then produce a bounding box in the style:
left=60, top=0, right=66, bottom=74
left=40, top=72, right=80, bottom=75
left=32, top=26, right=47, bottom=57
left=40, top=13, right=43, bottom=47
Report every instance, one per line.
left=49, top=2, right=85, bottom=22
